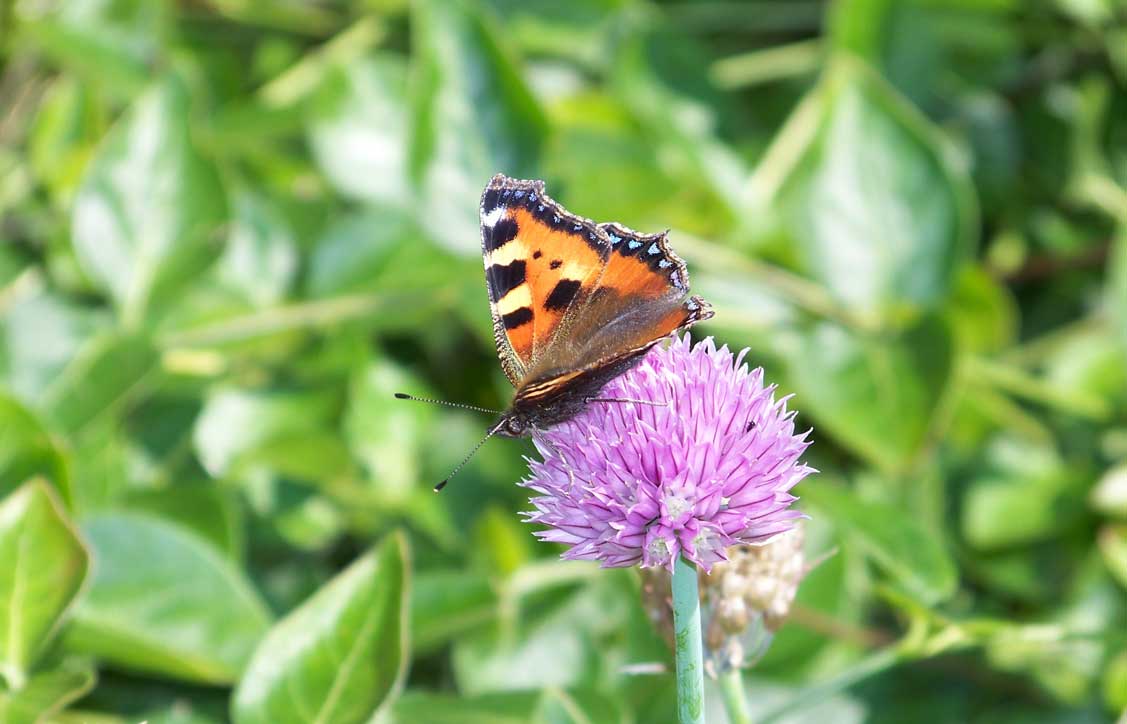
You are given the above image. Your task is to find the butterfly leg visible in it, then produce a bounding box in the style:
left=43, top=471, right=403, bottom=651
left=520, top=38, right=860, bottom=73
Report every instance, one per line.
left=585, top=396, right=666, bottom=407
left=532, top=427, right=578, bottom=489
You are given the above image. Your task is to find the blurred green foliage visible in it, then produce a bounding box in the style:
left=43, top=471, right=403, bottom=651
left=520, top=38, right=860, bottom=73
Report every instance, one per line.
left=1, top=0, right=1126, bottom=722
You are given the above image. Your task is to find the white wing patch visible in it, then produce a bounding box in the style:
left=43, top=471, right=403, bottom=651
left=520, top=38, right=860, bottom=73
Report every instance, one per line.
left=482, top=205, right=508, bottom=228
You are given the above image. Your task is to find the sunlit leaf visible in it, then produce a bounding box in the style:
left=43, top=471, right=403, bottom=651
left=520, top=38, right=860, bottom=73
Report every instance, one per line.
left=0, top=481, right=88, bottom=687
left=16, top=0, right=162, bottom=94
left=0, top=288, right=104, bottom=405
left=308, top=56, right=410, bottom=206
left=0, top=658, right=95, bottom=724
left=217, top=190, right=298, bottom=308
left=1091, top=463, right=1127, bottom=519
left=409, top=0, right=547, bottom=253
left=345, top=358, right=430, bottom=503
left=232, top=532, right=409, bottom=724
left=1104, top=649, right=1127, bottom=713
left=71, top=76, right=228, bottom=326
left=192, top=387, right=338, bottom=478
left=761, top=57, right=976, bottom=323
left=65, top=512, right=271, bottom=684
left=1098, top=525, right=1127, bottom=590
left=305, top=209, right=417, bottom=298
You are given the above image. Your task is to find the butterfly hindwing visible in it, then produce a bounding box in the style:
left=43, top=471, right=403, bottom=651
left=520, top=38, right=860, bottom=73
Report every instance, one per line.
left=519, top=223, right=711, bottom=390
left=480, top=175, right=610, bottom=385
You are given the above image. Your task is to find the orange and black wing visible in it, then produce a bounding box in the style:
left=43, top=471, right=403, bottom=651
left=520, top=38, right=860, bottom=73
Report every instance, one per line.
left=480, top=174, right=611, bottom=386
left=516, top=221, right=712, bottom=392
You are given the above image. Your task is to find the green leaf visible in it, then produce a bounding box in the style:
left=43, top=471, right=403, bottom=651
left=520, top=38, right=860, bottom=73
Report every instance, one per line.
left=308, top=56, right=410, bottom=206
left=0, top=288, right=104, bottom=405
left=44, top=710, right=126, bottom=724
left=1103, top=648, right=1127, bottom=713
left=944, top=266, right=1018, bottom=354
left=409, top=0, right=547, bottom=253
left=28, top=76, right=107, bottom=204
left=0, top=481, right=89, bottom=688
left=762, top=57, right=975, bottom=322
left=16, top=0, right=160, bottom=95
left=983, top=620, right=1103, bottom=705
left=1091, top=463, right=1127, bottom=519
left=803, top=480, right=958, bottom=605
left=783, top=316, right=954, bottom=473
left=192, top=387, right=338, bottom=478
left=452, top=576, right=627, bottom=695
left=139, top=711, right=223, bottom=724
left=217, top=190, right=298, bottom=308
left=388, top=691, right=540, bottom=724
left=961, top=437, right=1089, bottom=550
left=122, top=484, right=244, bottom=561
left=344, top=359, right=430, bottom=503
left=1097, top=525, right=1127, bottom=590
left=610, top=25, right=751, bottom=227
left=411, top=570, right=496, bottom=655
left=0, top=395, right=71, bottom=504
left=64, top=512, right=271, bottom=684
left=1044, top=327, right=1127, bottom=409
left=232, top=532, right=410, bottom=724
left=472, top=506, right=533, bottom=577
left=71, top=76, right=228, bottom=327
left=305, top=209, right=418, bottom=298
left=0, top=658, right=96, bottom=724
left=41, top=332, right=157, bottom=437
left=533, top=689, right=594, bottom=724
left=1109, top=226, right=1127, bottom=360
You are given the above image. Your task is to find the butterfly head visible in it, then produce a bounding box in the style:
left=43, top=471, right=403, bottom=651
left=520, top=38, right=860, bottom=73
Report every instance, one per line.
left=495, top=412, right=531, bottom=438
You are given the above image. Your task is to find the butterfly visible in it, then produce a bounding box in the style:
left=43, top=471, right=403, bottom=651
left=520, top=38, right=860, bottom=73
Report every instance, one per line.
left=402, top=174, right=713, bottom=490
left=480, top=174, right=713, bottom=435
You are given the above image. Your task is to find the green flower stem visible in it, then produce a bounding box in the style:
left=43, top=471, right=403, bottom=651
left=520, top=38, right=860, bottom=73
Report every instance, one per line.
left=672, top=554, right=706, bottom=724
left=719, top=669, right=752, bottom=724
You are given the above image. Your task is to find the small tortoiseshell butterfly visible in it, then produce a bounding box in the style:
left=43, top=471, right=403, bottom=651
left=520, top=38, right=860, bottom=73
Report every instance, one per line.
left=481, top=173, right=713, bottom=433
left=403, top=174, right=713, bottom=489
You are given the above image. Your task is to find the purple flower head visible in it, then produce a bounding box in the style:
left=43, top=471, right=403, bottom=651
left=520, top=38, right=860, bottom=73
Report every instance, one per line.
left=522, top=336, right=814, bottom=572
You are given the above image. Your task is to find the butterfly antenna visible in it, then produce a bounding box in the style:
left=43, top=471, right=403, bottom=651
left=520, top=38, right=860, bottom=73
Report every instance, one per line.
left=393, top=392, right=501, bottom=416
left=434, top=420, right=505, bottom=493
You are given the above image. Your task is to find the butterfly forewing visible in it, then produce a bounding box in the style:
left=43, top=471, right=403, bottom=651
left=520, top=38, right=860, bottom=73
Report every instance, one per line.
left=480, top=175, right=611, bottom=385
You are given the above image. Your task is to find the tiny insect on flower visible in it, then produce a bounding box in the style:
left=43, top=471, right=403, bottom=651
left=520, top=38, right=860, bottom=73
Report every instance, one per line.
left=521, top=335, right=815, bottom=571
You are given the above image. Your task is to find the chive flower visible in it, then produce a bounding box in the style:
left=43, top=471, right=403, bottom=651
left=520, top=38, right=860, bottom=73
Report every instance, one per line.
left=522, top=336, right=813, bottom=571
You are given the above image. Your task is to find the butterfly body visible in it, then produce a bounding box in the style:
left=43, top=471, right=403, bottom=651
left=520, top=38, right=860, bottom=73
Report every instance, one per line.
left=480, top=174, right=713, bottom=438
left=494, top=352, right=649, bottom=437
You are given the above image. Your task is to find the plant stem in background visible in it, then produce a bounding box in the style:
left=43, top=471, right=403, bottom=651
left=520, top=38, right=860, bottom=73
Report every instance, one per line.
left=673, top=554, right=706, bottom=724
left=719, top=669, right=753, bottom=724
